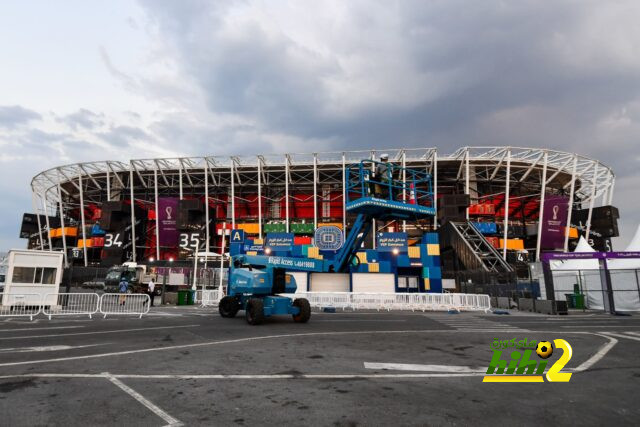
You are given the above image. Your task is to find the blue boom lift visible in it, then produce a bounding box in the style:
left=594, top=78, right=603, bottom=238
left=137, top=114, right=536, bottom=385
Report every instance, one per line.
left=219, top=159, right=436, bottom=325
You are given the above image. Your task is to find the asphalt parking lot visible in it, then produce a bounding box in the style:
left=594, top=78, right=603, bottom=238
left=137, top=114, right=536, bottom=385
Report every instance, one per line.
left=1, top=308, right=639, bottom=426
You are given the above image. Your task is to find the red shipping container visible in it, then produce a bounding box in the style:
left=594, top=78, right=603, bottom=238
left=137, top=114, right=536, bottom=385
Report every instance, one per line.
left=294, top=236, right=312, bottom=245
left=92, top=237, right=105, bottom=247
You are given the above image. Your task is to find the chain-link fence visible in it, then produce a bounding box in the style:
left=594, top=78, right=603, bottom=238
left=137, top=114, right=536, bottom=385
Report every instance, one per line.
left=546, top=268, right=640, bottom=311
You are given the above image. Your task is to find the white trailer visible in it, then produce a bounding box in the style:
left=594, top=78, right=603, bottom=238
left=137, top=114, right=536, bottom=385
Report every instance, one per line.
left=2, top=249, right=64, bottom=307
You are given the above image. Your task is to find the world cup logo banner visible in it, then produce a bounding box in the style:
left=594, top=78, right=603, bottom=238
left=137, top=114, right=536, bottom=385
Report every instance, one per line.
left=158, top=198, right=179, bottom=246
left=540, top=196, right=569, bottom=250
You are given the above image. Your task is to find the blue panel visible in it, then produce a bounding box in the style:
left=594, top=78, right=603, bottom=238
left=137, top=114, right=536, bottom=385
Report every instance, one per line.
left=472, top=222, right=497, bottom=235
left=366, top=249, right=379, bottom=263
left=423, top=233, right=439, bottom=244
left=397, top=255, right=411, bottom=267
left=320, top=250, right=336, bottom=260
left=378, top=261, right=392, bottom=273
left=428, top=278, right=443, bottom=293
left=229, top=242, right=243, bottom=256
left=230, top=229, right=245, bottom=243
left=422, top=255, right=441, bottom=267
left=430, top=267, right=442, bottom=279
left=265, top=233, right=294, bottom=251
left=292, top=245, right=304, bottom=257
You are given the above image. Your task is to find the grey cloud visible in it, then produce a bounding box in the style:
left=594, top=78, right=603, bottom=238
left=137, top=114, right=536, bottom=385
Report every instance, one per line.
left=0, top=105, right=42, bottom=128
left=58, top=109, right=105, bottom=131
left=97, top=125, right=150, bottom=147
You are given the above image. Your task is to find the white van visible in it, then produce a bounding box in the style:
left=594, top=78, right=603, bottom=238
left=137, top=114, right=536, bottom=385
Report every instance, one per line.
left=2, top=250, right=64, bottom=307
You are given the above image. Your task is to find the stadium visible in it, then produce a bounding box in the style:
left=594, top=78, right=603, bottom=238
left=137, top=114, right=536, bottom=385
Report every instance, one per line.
left=22, top=146, right=618, bottom=292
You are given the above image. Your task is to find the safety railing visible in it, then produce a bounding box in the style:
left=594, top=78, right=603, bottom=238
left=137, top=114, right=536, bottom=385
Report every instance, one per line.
left=0, top=293, right=43, bottom=320
left=98, top=293, right=150, bottom=318
left=201, top=289, right=221, bottom=307
left=43, top=293, right=100, bottom=319
left=281, top=292, right=491, bottom=312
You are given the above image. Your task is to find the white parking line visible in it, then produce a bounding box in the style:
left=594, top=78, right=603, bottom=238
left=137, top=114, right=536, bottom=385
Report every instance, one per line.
left=598, top=332, right=640, bottom=342
left=105, top=373, right=182, bottom=426
left=0, top=326, right=84, bottom=332
left=0, top=344, right=105, bottom=353
left=573, top=333, right=618, bottom=372
left=0, top=324, right=200, bottom=341
left=0, top=329, right=615, bottom=370
left=364, top=362, right=485, bottom=373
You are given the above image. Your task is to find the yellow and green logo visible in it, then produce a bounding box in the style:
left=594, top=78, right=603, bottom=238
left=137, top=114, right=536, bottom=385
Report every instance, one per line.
left=483, top=338, right=573, bottom=383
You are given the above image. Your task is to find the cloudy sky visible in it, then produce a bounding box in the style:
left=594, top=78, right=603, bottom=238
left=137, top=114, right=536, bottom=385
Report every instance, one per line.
left=1, top=0, right=639, bottom=251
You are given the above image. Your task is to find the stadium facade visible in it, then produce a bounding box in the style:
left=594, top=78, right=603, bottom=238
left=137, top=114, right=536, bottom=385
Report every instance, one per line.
left=24, top=146, right=617, bottom=282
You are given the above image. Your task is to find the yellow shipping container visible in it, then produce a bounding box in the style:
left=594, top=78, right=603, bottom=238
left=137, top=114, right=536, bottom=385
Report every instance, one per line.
left=427, top=244, right=440, bottom=256
left=368, top=263, right=379, bottom=273
left=424, top=278, right=431, bottom=290
left=238, top=223, right=260, bottom=234
left=307, top=247, right=320, bottom=259
left=356, top=252, right=367, bottom=264
left=408, top=246, right=421, bottom=258
left=499, top=239, right=525, bottom=250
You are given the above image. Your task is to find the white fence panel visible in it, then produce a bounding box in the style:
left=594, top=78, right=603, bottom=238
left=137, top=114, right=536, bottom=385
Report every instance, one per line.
left=99, top=293, right=150, bottom=318
left=281, top=292, right=490, bottom=312
left=201, top=290, right=221, bottom=307
left=43, top=293, right=99, bottom=319
left=0, top=293, right=42, bottom=320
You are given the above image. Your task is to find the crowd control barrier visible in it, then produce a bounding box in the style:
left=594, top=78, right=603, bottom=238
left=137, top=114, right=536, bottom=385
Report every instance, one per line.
left=99, top=293, right=150, bottom=318
left=280, top=292, right=491, bottom=312
left=0, top=293, right=43, bottom=320
left=201, top=289, right=221, bottom=307
left=43, top=293, right=100, bottom=319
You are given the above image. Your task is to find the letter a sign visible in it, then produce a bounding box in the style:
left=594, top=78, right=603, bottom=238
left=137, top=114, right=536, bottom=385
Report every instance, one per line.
left=231, top=229, right=245, bottom=242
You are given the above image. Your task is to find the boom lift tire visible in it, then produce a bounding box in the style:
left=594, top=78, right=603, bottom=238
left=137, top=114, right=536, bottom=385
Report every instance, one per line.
left=219, top=296, right=240, bottom=318
left=246, top=298, right=265, bottom=325
left=292, top=298, right=311, bottom=323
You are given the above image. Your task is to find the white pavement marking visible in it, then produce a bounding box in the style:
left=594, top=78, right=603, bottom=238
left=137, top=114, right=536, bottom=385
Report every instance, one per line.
left=561, top=325, right=640, bottom=328
left=1, top=372, right=486, bottom=380
left=364, top=362, right=485, bottom=373
left=598, top=332, right=640, bottom=342
left=573, top=333, right=618, bottom=372
left=0, top=344, right=105, bottom=353
left=0, top=326, right=84, bottom=332
left=313, top=320, right=407, bottom=322
left=627, top=332, right=640, bottom=337
left=105, top=373, right=183, bottom=426
left=0, top=324, right=200, bottom=341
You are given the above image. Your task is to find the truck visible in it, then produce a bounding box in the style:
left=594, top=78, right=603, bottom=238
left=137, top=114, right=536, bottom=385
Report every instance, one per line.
left=219, top=159, right=435, bottom=325
left=104, top=262, right=159, bottom=295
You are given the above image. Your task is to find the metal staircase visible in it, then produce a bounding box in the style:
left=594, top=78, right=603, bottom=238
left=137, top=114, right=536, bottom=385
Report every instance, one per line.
left=441, top=221, right=514, bottom=273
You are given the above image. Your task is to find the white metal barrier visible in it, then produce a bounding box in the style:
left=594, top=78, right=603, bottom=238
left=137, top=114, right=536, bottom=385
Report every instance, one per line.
left=99, top=293, right=150, bottom=318
left=280, top=292, right=491, bottom=312
left=0, top=293, right=42, bottom=320
left=43, top=293, right=100, bottom=319
left=201, top=289, right=221, bottom=307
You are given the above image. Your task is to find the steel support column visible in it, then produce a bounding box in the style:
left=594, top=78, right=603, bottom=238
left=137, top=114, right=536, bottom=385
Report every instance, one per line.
left=342, top=153, right=346, bottom=231
left=585, top=164, right=599, bottom=240
left=502, top=148, right=511, bottom=261
left=313, top=153, right=318, bottom=229
left=32, top=192, right=44, bottom=250
left=535, top=150, right=549, bottom=261
left=433, top=150, right=438, bottom=229
left=258, top=160, right=263, bottom=240
left=564, top=156, right=578, bottom=252
left=41, top=192, right=52, bottom=251
left=57, top=182, right=68, bottom=267
left=204, top=161, right=210, bottom=255
left=79, top=174, right=88, bottom=266
left=230, top=161, right=236, bottom=229
left=154, top=168, right=160, bottom=261
left=129, top=168, right=136, bottom=262
left=465, top=148, right=470, bottom=220
left=285, top=156, right=290, bottom=233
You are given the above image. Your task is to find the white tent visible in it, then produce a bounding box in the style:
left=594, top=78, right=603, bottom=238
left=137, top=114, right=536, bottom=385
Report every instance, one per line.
left=607, top=225, right=640, bottom=269
left=550, top=236, right=599, bottom=271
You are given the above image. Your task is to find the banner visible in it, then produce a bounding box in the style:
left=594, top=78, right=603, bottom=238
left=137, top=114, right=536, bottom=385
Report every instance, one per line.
left=377, top=232, right=408, bottom=252
left=158, top=198, right=179, bottom=246
left=265, top=233, right=294, bottom=251
left=540, top=195, right=569, bottom=250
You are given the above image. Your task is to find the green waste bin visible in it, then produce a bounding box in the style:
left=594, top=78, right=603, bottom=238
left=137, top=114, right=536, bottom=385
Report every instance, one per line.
left=187, top=290, right=195, bottom=305
left=574, top=294, right=585, bottom=310
left=565, top=293, right=576, bottom=308
left=177, top=290, right=189, bottom=306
